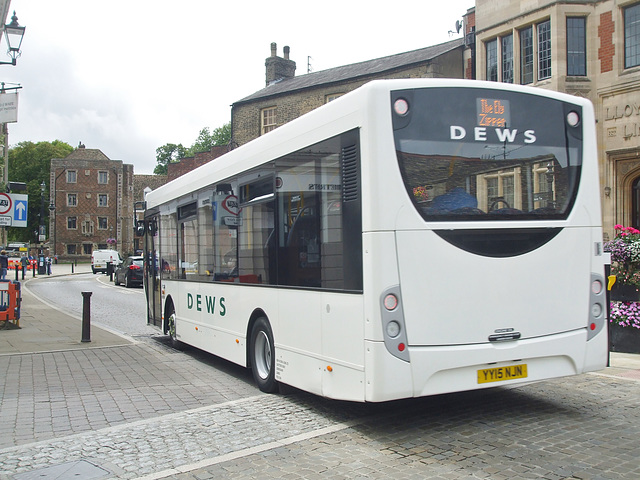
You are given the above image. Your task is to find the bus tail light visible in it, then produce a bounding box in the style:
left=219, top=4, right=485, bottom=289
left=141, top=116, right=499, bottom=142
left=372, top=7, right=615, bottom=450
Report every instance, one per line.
left=588, top=273, right=606, bottom=341
left=380, top=286, right=409, bottom=362
left=393, top=98, right=409, bottom=116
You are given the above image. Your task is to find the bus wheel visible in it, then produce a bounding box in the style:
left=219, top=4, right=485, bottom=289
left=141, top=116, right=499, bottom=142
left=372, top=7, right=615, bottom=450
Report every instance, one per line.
left=250, top=317, right=278, bottom=393
left=167, top=311, right=182, bottom=350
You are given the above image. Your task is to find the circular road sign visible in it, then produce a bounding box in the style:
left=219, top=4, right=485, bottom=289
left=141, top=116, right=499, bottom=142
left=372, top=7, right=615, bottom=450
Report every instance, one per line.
left=0, top=193, right=12, bottom=215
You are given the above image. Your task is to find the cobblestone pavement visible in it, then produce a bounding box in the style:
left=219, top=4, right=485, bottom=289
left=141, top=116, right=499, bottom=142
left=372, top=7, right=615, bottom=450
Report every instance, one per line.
left=1, top=332, right=640, bottom=480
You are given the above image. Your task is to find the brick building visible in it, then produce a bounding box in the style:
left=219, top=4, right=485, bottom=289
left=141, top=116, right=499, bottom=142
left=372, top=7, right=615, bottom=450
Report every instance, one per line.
left=231, top=40, right=466, bottom=147
left=49, top=146, right=135, bottom=260
left=166, top=145, right=228, bottom=181
left=472, top=0, right=640, bottom=240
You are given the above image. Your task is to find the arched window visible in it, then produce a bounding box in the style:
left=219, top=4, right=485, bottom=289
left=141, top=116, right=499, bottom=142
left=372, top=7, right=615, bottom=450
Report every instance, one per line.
left=632, top=176, right=640, bottom=230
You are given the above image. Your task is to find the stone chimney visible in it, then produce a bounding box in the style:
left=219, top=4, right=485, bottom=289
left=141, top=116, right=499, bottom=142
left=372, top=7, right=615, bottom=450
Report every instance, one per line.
left=265, top=42, right=296, bottom=86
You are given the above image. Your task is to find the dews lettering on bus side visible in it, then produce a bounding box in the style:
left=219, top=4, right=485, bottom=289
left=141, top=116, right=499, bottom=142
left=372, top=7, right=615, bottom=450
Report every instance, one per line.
left=186, top=292, right=226, bottom=317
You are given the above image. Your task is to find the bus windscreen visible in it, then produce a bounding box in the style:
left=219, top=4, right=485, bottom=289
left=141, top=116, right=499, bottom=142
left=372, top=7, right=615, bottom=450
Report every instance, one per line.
left=392, top=87, right=583, bottom=221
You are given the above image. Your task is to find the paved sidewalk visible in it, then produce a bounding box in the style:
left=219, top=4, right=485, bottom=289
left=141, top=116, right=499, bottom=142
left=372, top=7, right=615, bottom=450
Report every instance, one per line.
left=0, top=263, right=132, bottom=355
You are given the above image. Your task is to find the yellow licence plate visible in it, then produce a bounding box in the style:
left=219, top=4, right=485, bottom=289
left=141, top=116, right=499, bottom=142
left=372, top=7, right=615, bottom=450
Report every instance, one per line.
left=477, top=364, right=528, bottom=384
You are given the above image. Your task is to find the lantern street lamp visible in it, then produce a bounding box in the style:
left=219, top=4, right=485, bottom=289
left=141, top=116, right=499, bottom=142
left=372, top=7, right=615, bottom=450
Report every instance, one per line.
left=0, top=11, right=25, bottom=66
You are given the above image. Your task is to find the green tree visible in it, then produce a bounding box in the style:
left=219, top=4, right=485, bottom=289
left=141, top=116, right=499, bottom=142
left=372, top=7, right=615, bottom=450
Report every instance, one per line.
left=6, top=140, right=74, bottom=242
left=154, top=122, right=231, bottom=174
left=153, top=143, right=187, bottom=175
left=186, top=123, right=232, bottom=156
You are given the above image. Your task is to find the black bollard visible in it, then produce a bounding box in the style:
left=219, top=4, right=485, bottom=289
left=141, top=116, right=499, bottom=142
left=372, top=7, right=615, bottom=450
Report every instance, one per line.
left=14, top=266, right=18, bottom=281
left=81, top=291, right=92, bottom=342
left=71, top=262, right=74, bottom=274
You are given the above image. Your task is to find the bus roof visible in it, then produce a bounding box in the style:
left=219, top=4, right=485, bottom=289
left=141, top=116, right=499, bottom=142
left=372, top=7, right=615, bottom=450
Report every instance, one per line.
left=144, top=78, right=591, bottom=210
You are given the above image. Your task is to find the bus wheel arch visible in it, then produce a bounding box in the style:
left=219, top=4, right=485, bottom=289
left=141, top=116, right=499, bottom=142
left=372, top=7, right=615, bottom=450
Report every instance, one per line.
left=247, top=311, right=278, bottom=393
left=164, top=296, right=182, bottom=350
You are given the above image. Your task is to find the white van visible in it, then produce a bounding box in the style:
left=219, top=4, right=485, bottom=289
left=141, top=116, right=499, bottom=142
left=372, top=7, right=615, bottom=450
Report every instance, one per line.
left=91, top=249, right=122, bottom=274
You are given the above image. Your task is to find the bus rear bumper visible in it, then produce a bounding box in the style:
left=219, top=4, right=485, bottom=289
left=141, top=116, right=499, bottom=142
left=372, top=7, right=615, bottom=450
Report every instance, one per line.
left=365, top=328, right=607, bottom=401
left=408, top=329, right=606, bottom=398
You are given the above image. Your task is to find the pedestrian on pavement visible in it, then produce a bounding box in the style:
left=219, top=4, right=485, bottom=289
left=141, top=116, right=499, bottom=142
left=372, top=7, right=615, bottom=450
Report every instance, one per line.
left=0, top=250, right=8, bottom=280
left=20, top=254, right=28, bottom=276
left=46, top=256, right=52, bottom=275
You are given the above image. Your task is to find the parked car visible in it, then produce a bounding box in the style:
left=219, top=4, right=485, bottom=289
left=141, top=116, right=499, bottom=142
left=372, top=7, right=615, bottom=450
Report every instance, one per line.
left=91, top=249, right=122, bottom=274
left=114, top=255, right=144, bottom=287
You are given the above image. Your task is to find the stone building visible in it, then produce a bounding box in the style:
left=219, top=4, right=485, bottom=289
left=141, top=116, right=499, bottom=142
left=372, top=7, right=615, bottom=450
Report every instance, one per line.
left=49, top=145, right=135, bottom=260
left=472, top=0, right=640, bottom=240
left=231, top=40, right=466, bottom=147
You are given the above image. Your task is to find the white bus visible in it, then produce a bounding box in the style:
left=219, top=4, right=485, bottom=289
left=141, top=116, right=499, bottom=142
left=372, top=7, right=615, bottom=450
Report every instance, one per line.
left=141, top=79, right=608, bottom=402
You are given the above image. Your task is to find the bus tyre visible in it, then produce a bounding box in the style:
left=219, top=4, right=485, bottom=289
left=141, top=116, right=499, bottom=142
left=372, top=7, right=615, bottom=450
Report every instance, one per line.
left=250, top=317, right=278, bottom=393
left=167, top=312, right=182, bottom=350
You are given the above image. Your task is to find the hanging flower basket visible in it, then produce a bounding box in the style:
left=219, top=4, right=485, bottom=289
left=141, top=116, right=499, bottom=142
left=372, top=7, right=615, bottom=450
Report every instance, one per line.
left=106, top=238, right=116, bottom=246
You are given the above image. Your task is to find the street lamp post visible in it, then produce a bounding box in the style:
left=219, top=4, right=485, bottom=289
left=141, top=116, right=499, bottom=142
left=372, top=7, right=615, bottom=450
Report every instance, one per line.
left=38, top=181, right=46, bottom=274
left=0, top=11, right=25, bottom=66
left=0, top=11, right=25, bottom=249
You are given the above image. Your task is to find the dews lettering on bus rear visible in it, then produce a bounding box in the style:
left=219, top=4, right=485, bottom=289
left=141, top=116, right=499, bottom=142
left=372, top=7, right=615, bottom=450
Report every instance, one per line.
left=186, top=292, right=226, bottom=316
left=450, top=126, right=536, bottom=144
left=449, top=97, right=536, bottom=144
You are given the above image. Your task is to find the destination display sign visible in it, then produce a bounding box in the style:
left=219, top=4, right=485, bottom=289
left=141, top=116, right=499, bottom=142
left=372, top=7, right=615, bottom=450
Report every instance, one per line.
left=477, top=98, right=510, bottom=127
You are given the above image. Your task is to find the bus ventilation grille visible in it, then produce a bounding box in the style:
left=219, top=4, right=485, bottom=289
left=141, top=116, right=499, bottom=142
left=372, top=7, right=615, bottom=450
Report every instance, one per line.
left=341, top=144, right=359, bottom=202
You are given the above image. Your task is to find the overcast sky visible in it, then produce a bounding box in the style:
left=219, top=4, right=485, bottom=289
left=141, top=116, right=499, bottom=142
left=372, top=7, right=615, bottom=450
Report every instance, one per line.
left=2, top=1, right=472, bottom=174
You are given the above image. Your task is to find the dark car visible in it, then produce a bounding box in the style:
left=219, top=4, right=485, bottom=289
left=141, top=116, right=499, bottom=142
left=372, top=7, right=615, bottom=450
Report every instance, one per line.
left=114, top=256, right=144, bottom=288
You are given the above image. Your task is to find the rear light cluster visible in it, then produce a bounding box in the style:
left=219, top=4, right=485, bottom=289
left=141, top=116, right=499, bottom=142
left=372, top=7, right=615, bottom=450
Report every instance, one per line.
left=380, top=287, right=409, bottom=362
left=588, top=274, right=605, bottom=340
left=129, top=265, right=141, bottom=270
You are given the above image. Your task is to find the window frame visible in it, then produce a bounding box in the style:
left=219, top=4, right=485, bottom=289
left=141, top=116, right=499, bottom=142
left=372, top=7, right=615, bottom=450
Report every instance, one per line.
left=486, top=38, right=498, bottom=81
left=66, top=170, right=77, bottom=183
left=625, top=3, right=640, bottom=69
left=98, top=194, right=108, bottom=207
left=67, top=193, right=77, bottom=207
left=98, top=171, right=108, bottom=184
left=520, top=26, right=534, bottom=84
left=537, top=19, right=552, bottom=80
left=501, top=34, right=514, bottom=83
left=567, top=17, right=587, bottom=76
left=261, top=106, right=277, bottom=135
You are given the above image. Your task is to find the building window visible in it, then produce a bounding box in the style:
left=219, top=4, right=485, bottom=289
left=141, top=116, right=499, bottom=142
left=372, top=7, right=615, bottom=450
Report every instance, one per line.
left=520, top=26, right=534, bottom=84
left=625, top=3, right=640, bottom=68
left=67, top=244, right=77, bottom=255
left=261, top=107, right=277, bottom=135
left=98, top=194, right=108, bottom=207
left=67, top=170, right=77, bottom=183
left=486, top=39, right=498, bottom=81
left=67, top=217, right=77, bottom=229
left=83, top=244, right=92, bottom=255
left=325, top=93, right=344, bottom=102
left=98, top=171, right=108, bottom=184
left=537, top=20, right=551, bottom=79
left=567, top=17, right=586, bottom=76
left=67, top=193, right=77, bottom=207
left=98, top=217, right=108, bottom=229
left=501, top=34, right=514, bottom=83
left=81, top=220, right=94, bottom=236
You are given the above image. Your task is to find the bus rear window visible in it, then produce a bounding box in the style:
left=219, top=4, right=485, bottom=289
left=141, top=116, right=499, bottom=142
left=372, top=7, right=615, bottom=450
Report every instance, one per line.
left=392, top=87, right=583, bottom=221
